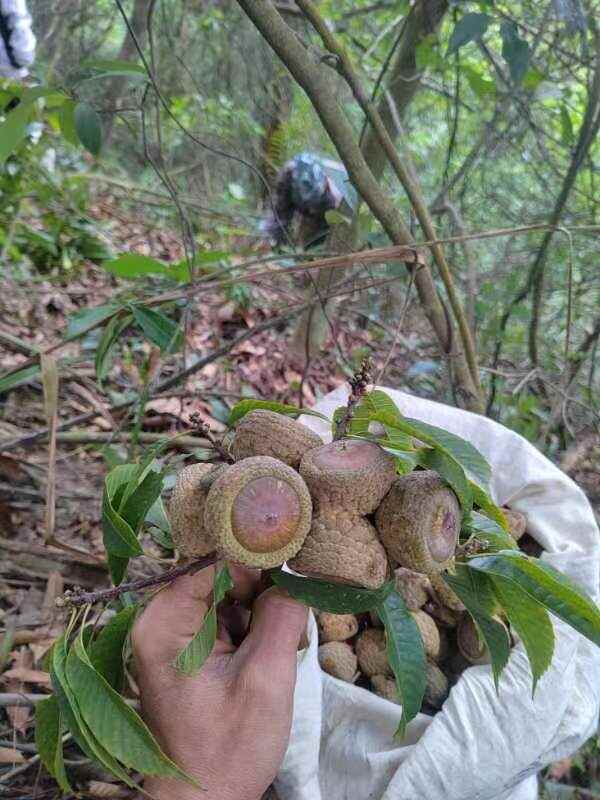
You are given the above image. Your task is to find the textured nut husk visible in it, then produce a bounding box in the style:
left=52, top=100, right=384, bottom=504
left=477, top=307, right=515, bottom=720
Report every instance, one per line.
left=424, top=661, right=449, bottom=709
left=412, top=610, right=442, bottom=661
left=231, top=410, right=323, bottom=468
left=457, top=613, right=490, bottom=665
left=205, top=456, right=312, bottom=568
left=375, top=471, right=461, bottom=573
left=356, top=628, right=391, bottom=677
left=370, top=674, right=398, bottom=704
left=299, top=438, right=396, bottom=514
left=169, top=462, right=226, bottom=556
left=394, top=567, right=431, bottom=611
left=317, top=612, right=359, bottom=643
left=318, top=641, right=358, bottom=683
left=429, top=571, right=465, bottom=612
left=502, top=508, right=527, bottom=541
left=288, top=510, right=388, bottom=589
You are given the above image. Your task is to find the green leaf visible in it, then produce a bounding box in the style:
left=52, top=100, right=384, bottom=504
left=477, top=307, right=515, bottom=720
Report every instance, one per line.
left=95, top=313, right=133, bottom=386
left=102, top=481, right=144, bottom=560
left=0, top=364, right=41, bottom=396
left=470, top=482, right=508, bottom=531
left=58, top=99, right=79, bottom=146
left=175, top=565, right=234, bottom=676
left=445, top=565, right=510, bottom=688
left=271, top=569, right=394, bottom=613
left=35, top=696, right=71, bottom=792
left=108, top=554, right=130, bottom=586
left=66, top=304, right=119, bottom=341
left=469, top=551, right=600, bottom=647
left=447, top=12, right=491, bottom=54
left=74, top=102, right=102, bottom=156
left=228, top=399, right=329, bottom=426
left=67, top=631, right=197, bottom=783
left=103, top=253, right=171, bottom=279
left=490, top=575, right=554, bottom=694
left=131, top=305, right=183, bottom=353
left=464, top=511, right=517, bottom=552
left=0, top=101, right=31, bottom=163
left=559, top=104, right=574, bottom=145
left=121, top=469, right=165, bottom=532
left=500, top=21, right=530, bottom=84
left=463, top=65, right=495, bottom=98
left=418, top=447, right=472, bottom=515
left=377, top=590, right=427, bottom=738
left=89, top=605, right=138, bottom=691
left=349, top=390, right=414, bottom=450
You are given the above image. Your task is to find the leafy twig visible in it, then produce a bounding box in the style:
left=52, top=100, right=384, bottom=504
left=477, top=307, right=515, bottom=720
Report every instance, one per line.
left=189, top=415, right=234, bottom=463
left=57, top=554, right=218, bottom=608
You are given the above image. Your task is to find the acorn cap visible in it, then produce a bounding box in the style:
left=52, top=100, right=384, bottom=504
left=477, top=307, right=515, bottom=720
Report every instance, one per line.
left=394, top=567, right=431, bottom=611
left=457, top=613, right=491, bottom=665
left=231, top=410, right=323, bottom=468
left=318, top=641, right=358, bottom=683
left=317, top=612, right=359, bottom=643
left=204, top=456, right=312, bottom=568
left=502, top=508, right=527, bottom=541
left=299, top=438, right=397, bottom=514
left=356, top=628, right=391, bottom=677
left=375, top=471, right=461, bottom=573
left=169, top=462, right=226, bottom=557
left=412, top=609, right=442, bottom=661
left=288, top=510, right=388, bottom=590
left=429, top=571, right=466, bottom=612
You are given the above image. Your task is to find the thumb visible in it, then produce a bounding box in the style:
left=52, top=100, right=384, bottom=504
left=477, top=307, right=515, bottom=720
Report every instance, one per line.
left=237, top=587, right=308, bottom=666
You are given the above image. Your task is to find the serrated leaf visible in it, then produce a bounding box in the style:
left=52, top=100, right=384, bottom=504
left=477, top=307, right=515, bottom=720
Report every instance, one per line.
left=500, top=21, right=530, bottom=84
left=74, top=102, right=102, bottom=156
left=103, top=253, right=171, bottom=278
left=121, top=469, right=165, bottom=532
left=0, top=101, right=31, bottom=163
left=377, top=591, right=427, bottom=738
left=95, top=313, right=133, bottom=386
left=175, top=566, right=234, bottom=676
left=66, top=632, right=195, bottom=783
left=469, top=551, right=600, bottom=647
left=35, top=696, right=71, bottom=792
left=447, top=12, right=491, bottom=54
left=490, top=575, right=554, bottom=694
left=271, top=569, right=394, bottom=613
left=464, top=511, right=517, bottom=551
left=89, top=605, right=138, bottom=691
left=418, top=447, right=472, bottom=515
left=228, top=399, right=329, bottom=426
left=131, top=305, right=182, bottom=352
left=445, top=565, right=510, bottom=688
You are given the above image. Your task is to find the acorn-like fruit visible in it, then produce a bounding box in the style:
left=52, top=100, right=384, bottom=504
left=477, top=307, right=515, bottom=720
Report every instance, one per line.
left=457, top=613, right=491, bottom=665
left=424, top=661, right=449, bottom=709
left=230, top=410, right=323, bottom=468
left=317, top=612, right=359, bottom=643
left=502, top=508, right=527, bottom=541
left=429, top=571, right=465, bottom=612
left=356, top=628, right=391, bottom=678
left=375, top=471, right=461, bottom=574
left=299, top=439, right=396, bottom=515
left=204, top=456, right=312, bottom=568
left=288, top=510, right=388, bottom=589
left=170, top=462, right=226, bottom=556
left=318, top=641, right=358, bottom=683
left=412, top=609, right=442, bottom=661
left=394, top=567, right=431, bottom=611
left=370, top=674, right=398, bottom=704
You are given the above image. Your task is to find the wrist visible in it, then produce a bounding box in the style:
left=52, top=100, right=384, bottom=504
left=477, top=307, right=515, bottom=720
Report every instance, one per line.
left=143, top=776, right=263, bottom=800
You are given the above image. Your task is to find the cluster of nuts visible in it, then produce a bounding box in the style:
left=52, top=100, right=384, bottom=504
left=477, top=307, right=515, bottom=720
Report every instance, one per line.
left=169, top=408, right=529, bottom=717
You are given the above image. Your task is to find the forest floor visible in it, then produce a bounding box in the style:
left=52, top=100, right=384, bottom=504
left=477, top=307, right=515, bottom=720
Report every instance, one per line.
left=0, top=193, right=598, bottom=799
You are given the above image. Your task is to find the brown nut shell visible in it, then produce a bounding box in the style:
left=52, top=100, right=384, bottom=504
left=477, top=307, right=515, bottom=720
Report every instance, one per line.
left=205, top=456, right=312, bottom=568
left=318, top=641, right=358, bottom=683
left=299, top=438, right=396, bottom=514
left=169, top=462, right=226, bottom=556
left=288, top=510, right=388, bottom=590
left=375, top=471, right=461, bottom=573
left=231, top=410, right=323, bottom=468
left=502, top=508, right=527, bottom=541
left=428, top=571, right=466, bottom=612
left=457, top=613, right=491, bottom=665
left=356, top=628, right=391, bottom=677
left=412, top=609, right=442, bottom=661
left=370, top=674, right=398, bottom=704
left=424, top=661, right=449, bottom=709
left=317, top=612, right=359, bottom=643
left=394, top=567, right=431, bottom=611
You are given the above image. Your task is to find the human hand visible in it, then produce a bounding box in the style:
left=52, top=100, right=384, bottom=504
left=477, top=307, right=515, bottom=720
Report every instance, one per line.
left=131, top=565, right=308, bottom=800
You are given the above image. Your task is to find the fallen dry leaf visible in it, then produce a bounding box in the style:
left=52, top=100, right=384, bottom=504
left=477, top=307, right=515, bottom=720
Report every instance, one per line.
left=0, top=747, right=25, bottom=764
left=85, top=780, right=132, bottom=798
left=3, top=667, right=51, bottom=685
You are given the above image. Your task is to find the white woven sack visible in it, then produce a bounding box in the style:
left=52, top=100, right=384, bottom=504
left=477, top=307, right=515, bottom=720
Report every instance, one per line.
left=0, top=0, right=36, bottom=78
left=273, top=385, right=600, bottom=800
